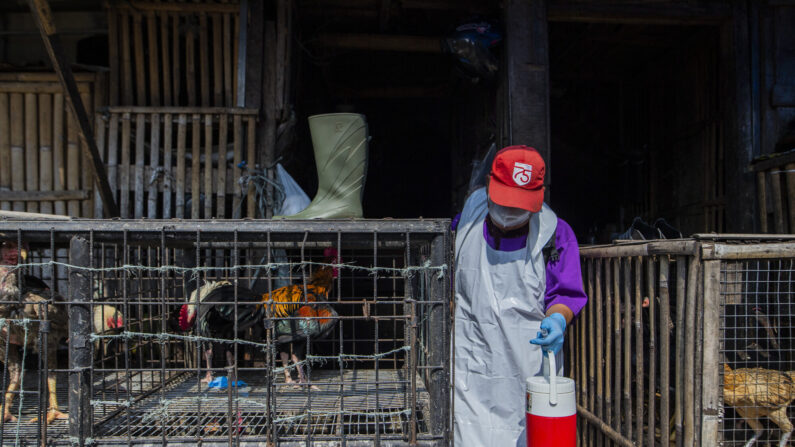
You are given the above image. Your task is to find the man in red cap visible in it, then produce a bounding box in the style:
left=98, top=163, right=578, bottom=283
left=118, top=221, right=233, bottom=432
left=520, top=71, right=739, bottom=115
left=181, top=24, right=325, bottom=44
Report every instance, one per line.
left=453, top=145, right=587, bottom=446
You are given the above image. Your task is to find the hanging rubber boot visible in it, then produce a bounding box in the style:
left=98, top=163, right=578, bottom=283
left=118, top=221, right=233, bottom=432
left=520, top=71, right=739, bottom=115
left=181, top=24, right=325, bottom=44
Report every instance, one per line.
left=275, top=113, right=368, bottom=219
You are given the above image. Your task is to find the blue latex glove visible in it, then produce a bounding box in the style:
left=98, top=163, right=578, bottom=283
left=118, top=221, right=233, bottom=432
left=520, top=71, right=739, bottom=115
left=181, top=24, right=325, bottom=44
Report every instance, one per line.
left=530, top=313, right=567, bottom=354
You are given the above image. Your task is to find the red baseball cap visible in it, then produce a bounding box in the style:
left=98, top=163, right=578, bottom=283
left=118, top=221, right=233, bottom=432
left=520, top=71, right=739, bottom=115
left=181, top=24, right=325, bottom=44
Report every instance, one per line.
left=488, top=145, right=545, bottom=212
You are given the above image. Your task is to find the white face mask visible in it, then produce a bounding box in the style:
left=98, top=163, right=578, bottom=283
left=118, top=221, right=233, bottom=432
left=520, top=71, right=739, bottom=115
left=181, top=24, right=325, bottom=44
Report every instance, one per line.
left=487, top=200, right=531, bottom=229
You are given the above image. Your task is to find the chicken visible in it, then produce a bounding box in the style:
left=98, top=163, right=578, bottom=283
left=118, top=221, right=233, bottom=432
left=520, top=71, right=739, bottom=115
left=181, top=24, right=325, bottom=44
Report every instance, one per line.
left=260, top=247, right=339, bottom=388
left=0, top=240, right=124, bottom=423
left=178, top=281, right=265, bottom=383
left=723, top=363, right=794, bottom=447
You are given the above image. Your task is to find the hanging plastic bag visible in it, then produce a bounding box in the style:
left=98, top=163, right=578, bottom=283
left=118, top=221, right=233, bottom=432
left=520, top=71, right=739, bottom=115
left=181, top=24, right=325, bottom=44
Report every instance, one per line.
left=274, top=163, right=310, bottom=216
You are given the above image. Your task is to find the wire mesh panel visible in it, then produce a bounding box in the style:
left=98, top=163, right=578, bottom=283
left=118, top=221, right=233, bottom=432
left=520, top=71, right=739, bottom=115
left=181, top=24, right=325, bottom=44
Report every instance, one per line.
left=0, top=219, right=451, bottom=446
left=718, top=253, right=795, bottom=446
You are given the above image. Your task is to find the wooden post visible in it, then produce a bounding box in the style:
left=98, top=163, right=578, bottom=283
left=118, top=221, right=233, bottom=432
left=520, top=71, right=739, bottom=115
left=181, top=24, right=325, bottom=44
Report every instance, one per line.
left=26, top=0, right=119, bottom=217
left=39, top=93, right=53, bottom=215
left=504, top=0, right=551, bottom=200
left=68, top=235, right=92, bottom=444
left=0, top=93, right=9, bottom=211
left=24, top=93, right=39, bottom=213
left=700, top=258, right=721, bottom=446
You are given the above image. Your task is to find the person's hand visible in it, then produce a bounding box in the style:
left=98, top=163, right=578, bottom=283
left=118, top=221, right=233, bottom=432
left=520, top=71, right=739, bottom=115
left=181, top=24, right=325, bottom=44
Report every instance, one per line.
left=530, top=313, right=567, bottom=354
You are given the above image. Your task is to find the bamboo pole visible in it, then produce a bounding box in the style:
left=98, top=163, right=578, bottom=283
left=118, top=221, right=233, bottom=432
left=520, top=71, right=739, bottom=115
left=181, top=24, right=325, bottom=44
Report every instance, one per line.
left=101, top=106, right=258, bottom=115
left=160, top=11, right=172, bottom=106
left=92, top=112, right=105, bottom=217
left=646, top=258, right=656, bottom=447
left=66, top=105, right=80, bottom=216
left=246, top=116, right=256, bottom=217
left=612, top=258, right=621, bottom=434
left=10, top=93, right=24, bottom=212
left=106, top=113, right=119, bottom=215
left=148, top=113, right=160, bottom=218
left=132, top=11, right=147, bottom=105
left=683, top=255, right=699, bottom=447
left=659, top=256, right=671, bottom=447
left=604, top=259, right=613, bottom=432
left=107, top=9, right=119, bottom=105
left=217, top=114, right=228, bottom=217
left=223, top=12, right=233, bottom=107
left=175, top=114, right=186, bottom=218
left=120, top=10, right=133, bottom=105
left=770, top=168, right=785, bottom=233
left=24, top=93, right=39, bottom=213
left=586, top=259, right=595, bottom=446
left=186, top=22, right=196, bottom=107
left=232, top=115, right=242, bottom=214
left=0, top=93, right=10, bottom=211
left=622, top=257, right=632, bottom=440
left=120, top=112, right=131, bottom=218
left=595, top=258, right=604, bottom=447
left=634, top=257, right=643, bottom=447
left=191, top=114, right=201, bottom=218
left=199, top=13, right=210, bottom=107
left=674, top=256, right=686, bottom=447
left=785, top=162, right=795, bottom=233
left=204, top=113, right=213, bottom=218
left=757, top=171, right=768, bottom=232
left=147, top=11, right=160, bottom=106
left=80, top=91, right=93, bottom=217
left=162, top=113, right=173, bottom=219
left=577, top=405, right=636, bottom=447
left=172, top=13, right=180, bottom=107
left=700, top=259, right=720, bottom=445
left=212, top=14, right=223, bottom=107
left=53, top=93, right=65, bottom=215
left=578, top=281, right=586, bottom=446
left=38, top=94, right=53, bottom=215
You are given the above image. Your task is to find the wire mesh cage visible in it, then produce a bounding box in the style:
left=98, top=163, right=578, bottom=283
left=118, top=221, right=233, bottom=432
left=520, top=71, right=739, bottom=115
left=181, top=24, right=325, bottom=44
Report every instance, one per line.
left=0, top=219, right=451, bottom=446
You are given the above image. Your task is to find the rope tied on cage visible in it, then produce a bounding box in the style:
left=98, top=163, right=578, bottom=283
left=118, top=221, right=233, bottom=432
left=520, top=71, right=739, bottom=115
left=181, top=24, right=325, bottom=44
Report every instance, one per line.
left=68, top=436, right=95, bottom=446
left=272, top=345, right=412, bottom=374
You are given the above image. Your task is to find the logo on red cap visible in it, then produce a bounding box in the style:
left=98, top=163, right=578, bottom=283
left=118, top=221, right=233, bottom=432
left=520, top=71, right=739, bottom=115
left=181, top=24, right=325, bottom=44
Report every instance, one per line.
left=512, top=162, right=533, bottom=186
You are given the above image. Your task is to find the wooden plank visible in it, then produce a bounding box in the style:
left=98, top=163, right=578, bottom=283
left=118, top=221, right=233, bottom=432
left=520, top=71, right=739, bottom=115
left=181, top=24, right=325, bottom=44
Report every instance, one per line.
left=770, top=168, right=785, bottom=233
left=700, top=259, right=720, bottom=446
left=132, top=11, right=147, bottom=105
left=263, top=20, right=277, bottom=218
left=147, top=11, right=160, bottom=106
left=0, top=82, right=92, bottom=94
left=101, top=106, right=258, bottom=115
left=39, top=93, right=53, bottom=214
left=204, top=113, right=213, bottom=218
left=199, top=13, right=210, bottom=107
left=160, top=11, right=172, bottom=106
left=185, top=22, right=197, bottom=107
left=0, top=73, right=97, bottom=82
left=27, top=0, right=119, bottom=217
left=0, top=93, right=10, bottom=211
left=232, top=114, right=242, bottom=217
left=547, top=2, right=730, bottom=25
left=244, top=0, right=263, bottom=109
left=115, top=2, right=239, bottom=13
left=212, top=14, right=223, bottom=107
left=785, top=162, right=795, bottom=233
left=107, top=9, right=119, bottom=105
left=162, top=113, right=173, bottom=218
left=0, top=190, right=90, bottom=201
left=223, top=12, right=233, bottom=107
left=93, top=112, right=106, bottom=218
left=191, top=114, right=201, bottom=218
left=504, top=0, right=551, bottom=199
left=148, top=113, right=161, bottom=218
left=217, top=114, right=228, bottom=217
left=10, top=93, right=24, bottom=211
left=246, top=116, right=256, bottom=218
left=134, top=113, right=145, bottom=218
left=24, top=93, right=39, bottom=213
left=120, top=112, right=131, bottom=218
left=316, top=33, right=441, bottom=53
left=52, top=93, right=65, bottom=215
left=105, top=113, right=119, bottom=215
left=757, top=171, right=768, bottom=232
left=120, top=9, right=133, bottom=105
left=234, top=6, right=241, bottom=106
left=175, top=114, right=187, bottom=218
left=80, top=91, right=93, bottom=217
left=276, top=0, right=288, bottom=113
left=66, top=105, right=80, bottom=216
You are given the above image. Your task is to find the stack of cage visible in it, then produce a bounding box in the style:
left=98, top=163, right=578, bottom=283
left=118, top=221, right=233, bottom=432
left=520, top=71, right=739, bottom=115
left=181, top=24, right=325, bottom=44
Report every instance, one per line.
left=0, top=219, right=451, bottom=446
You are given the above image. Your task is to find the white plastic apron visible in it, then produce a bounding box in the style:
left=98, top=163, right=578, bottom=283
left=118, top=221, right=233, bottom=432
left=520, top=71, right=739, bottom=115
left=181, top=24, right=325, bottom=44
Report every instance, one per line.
left=453, top=188, right=560, bottom=447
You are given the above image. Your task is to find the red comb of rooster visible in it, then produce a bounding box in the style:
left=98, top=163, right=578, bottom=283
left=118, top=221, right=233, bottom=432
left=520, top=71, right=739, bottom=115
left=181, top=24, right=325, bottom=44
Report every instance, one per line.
left=323, top=247, right=338, bottom=259
left=178, top=304, right=192, bottom=331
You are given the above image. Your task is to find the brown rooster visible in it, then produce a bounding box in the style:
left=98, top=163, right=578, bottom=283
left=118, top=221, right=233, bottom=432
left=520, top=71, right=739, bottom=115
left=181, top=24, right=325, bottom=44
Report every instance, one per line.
left=723, top=363, right=794, bottom=447
left=0, top=241, right=123, bottom=423
left=261, top=247, right=339, bottom=388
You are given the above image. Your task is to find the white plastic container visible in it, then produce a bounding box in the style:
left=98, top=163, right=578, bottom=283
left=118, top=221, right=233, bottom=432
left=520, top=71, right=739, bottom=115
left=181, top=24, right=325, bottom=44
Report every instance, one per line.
left=526, top=351, right=577, bottom=446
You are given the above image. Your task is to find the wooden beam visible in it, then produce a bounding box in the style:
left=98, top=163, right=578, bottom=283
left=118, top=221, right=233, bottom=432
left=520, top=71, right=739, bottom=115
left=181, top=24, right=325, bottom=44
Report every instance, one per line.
left=316, top=33, right=441, bottom=53
left=750, top=149, right=795, bottom=172
left=504, top=0, right=551, bottom=198
left=26, top=0, right=119, bottom=217
left=548, top=2, right=731, bottom=25
left=244, top=0, right=264, bottom=109
left=0, top=190, right=89, bottom=201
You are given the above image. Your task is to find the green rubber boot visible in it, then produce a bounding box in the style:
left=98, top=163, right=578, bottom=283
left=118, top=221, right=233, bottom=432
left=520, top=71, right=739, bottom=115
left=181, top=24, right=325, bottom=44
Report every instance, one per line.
left=275, top=113, right=368, bottom=219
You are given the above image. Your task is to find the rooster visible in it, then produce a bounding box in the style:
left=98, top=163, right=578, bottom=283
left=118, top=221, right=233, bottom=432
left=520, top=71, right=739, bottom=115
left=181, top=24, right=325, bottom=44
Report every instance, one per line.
left=260, top=247, right=339, bottom=388
left=723, top=363, right=794, bottom=447
left=0, top=240, right=123, bottom=423
left=178, top=281, right=265, bottom=383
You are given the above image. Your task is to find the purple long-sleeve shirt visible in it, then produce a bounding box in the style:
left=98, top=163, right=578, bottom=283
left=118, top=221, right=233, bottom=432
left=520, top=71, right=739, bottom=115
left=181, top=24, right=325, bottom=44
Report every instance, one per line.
left=453, top=214, right=588, bottom=317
